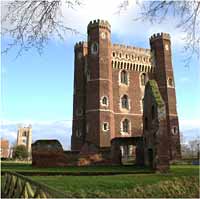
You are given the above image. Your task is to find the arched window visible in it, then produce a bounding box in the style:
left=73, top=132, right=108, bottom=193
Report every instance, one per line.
left=23, top=131, right=27, bottom=136
left=121, top=70, right=128, bottom=85
left=101, top=96, right=108, bottom=106
left=141, top=73, right=147, bottom=86
left=102, top=122, right=109, bottom=131
left=76, top=128, right=82, bottom=137
left=122, top=119, right=129, bottom=133
left=168, top=77, right=174, bottom=87
left=121, top=95, right=129, bottom=109
left=91, top=42, right=98, bottom=54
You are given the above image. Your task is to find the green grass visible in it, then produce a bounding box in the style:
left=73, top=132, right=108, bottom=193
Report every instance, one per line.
left=29, top=165, right=199, bottom=198
left=1, top=161, right=150, bottom=173
left=1, top=162, right=199, bottom=197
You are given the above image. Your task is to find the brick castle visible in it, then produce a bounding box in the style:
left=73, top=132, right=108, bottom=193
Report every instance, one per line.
left=71, top=19, right=181, bottom=160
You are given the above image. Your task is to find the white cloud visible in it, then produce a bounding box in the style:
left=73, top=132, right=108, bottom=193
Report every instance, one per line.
left=179, top=119, right=200, bottom=131
left=57, top=0, right=186, bottom=50
left=1, top=0, right=186, bottom=49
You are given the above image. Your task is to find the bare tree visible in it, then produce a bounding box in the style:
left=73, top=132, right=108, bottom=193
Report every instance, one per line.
left=1, top=0, right=82, bottom=57
left=118, top=0, right=200, bottom=65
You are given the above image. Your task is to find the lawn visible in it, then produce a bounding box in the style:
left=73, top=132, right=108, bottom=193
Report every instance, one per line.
left=1, top=161, right=199, bottom=198
left=1, top=161, right=151, bottom=174
left=30, top=165, right=199, bottom=198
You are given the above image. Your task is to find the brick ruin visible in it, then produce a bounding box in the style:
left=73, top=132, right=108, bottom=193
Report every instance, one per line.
left=32, top=20, right=181, bottom=171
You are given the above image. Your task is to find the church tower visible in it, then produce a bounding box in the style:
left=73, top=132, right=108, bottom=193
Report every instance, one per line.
left=17, top=125, right=32, bottom=155
left=150, top=33, right=181, bottom=160
left=85, top=20, right=114, bottom=148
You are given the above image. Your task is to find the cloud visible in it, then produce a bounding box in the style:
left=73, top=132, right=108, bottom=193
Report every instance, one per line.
left=0, top=120, right=72, bottom=150
left=1, top=0, right=186, bottom=50
left=58, top=0, right=186, bottom=50
left=179, top=119, right=200, bottom=131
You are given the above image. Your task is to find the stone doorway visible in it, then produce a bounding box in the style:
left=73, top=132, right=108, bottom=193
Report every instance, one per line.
left=111, top=137, right=144, bottom=166
left=120, top=145, right=136, bottom=165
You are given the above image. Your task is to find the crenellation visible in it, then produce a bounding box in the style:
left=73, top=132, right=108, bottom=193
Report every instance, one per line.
left=88, top=19, right=111, bottom=31
left=75, top=41, right=88, bottom=49
left=150, top=32, right=171, bottom=41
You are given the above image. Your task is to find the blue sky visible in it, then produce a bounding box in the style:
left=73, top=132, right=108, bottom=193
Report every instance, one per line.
left=1, top=0, right=200, bottom=149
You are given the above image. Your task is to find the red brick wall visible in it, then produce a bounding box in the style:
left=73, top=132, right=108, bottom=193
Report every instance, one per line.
left=150, top=34, right=181, bottom=160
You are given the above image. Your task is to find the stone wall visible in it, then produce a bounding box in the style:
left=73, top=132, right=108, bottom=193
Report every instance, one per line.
left=32, top=140, right=112, bottom=167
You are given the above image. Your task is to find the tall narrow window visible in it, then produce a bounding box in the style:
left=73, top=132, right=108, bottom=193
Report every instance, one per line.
left=141, top=73, right=146, bottom=86
left=168, top=78, right=174, bottom=87
left=91, top=42, right=98, bottom=54
left=121, top=95, right=129, bottom=109
left=102, top=122, right=109, bottom=132
left=122, top=119, right=129, bottom=133
left=101, top=96, right=108, bottom=106
left=121, top=70, right=128, bottom=85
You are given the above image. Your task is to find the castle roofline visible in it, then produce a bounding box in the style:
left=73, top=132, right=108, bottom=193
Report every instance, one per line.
left=112, top=44, right=150, bottom=55
left=150, top=32, right=170, bottom=41
left=87, top=19, right=111, bottom=31
left=75, top=41, right=88, bottom=49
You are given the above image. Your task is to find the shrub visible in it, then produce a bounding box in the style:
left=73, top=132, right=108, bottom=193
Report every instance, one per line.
left=13, top=145, right=29, bottom=160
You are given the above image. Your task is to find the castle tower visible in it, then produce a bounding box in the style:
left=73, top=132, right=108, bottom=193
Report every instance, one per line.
left=17, top=125, right=32, bottom=155
left=85, top=20, right=114, bottom=148
left=150, top=33, right=181, bottom=160
left=71, top=42, right=88, bottom=150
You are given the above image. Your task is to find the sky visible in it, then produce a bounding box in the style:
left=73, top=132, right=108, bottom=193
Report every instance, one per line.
left=1, top=0, right=200, bottom=149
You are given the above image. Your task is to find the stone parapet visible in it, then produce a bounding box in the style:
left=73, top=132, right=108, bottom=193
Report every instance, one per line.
left=150, top=32, right=170, bottom=42
left=87, top=19, right=111, bottom=32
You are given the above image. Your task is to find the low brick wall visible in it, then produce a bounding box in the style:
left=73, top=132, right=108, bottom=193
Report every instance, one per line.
left=32, top=140, right=113, bottom=167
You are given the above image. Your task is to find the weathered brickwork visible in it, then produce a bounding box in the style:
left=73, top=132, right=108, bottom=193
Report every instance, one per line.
left=71, top=19, right=181, bottom=160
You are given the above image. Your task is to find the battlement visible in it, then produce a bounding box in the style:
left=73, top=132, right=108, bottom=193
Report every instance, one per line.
left=75, top=41, right=88, bottom=49
left=150, top=32, right=170, bottom=41
left=112, top=44, right=150, bottom=55
left=88, top=19, right=111, bottom=31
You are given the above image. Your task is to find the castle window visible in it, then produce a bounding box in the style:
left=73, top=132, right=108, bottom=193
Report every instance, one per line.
left=113, top=52, right=115, bottom=57
left=168, top=77, right=174, bottom=87
left=141, top=73, right=147, bottom=86
left=120, top=70, right=128, bottom=85
left=87, top=71, right=90, bottom=81
left=102, top=122, right=109, bottom=132
left=121, top=95, right=129, bottom=109
left=122, top=119, right=129, bottom=133
left=126, top=54, right=128, bottom=58
left=101, top=96, right=109, bottom=106
left=171, top=126, right=178, bottom=135
left=76, top=128, right=82, bottom=137
left=86, top=124, right=89, bottom=134
left=91, top=42, right=98, bottom=55
left=119, top=53, right=122, bottom=58
left=76, top=108, right=83, bottom=116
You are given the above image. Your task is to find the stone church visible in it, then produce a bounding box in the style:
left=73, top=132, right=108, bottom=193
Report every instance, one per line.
left=71, top=19, right=181, bottom=161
